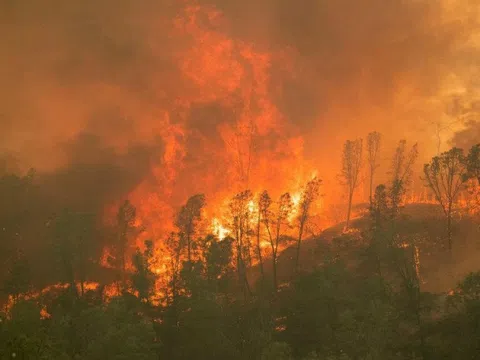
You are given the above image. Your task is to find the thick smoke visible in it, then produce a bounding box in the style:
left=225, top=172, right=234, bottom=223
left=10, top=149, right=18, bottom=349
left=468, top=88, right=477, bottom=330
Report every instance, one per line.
left=0, top=0, right=478, bottom=228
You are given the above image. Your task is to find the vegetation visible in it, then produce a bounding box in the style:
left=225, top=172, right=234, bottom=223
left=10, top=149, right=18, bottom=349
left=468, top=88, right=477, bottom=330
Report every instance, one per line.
left=0, top=140, right=479, bottom=360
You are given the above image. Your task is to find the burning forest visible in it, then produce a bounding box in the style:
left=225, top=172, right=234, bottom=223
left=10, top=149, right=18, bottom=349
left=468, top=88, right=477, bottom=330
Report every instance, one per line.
left=0, top=0, right=480, bottom=359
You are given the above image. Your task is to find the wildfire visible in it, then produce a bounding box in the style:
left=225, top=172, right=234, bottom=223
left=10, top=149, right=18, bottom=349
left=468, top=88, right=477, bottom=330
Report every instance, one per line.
left=211, top=217, right=230, bottom=240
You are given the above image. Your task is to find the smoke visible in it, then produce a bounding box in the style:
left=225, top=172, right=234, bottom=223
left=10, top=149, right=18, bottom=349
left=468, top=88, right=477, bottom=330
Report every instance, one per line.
left=0, top=0, right=479, bottom=232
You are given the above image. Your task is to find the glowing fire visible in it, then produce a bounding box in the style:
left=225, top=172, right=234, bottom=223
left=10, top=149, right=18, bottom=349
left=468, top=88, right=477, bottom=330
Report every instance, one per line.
left=211, top=217, right=230, bottom=240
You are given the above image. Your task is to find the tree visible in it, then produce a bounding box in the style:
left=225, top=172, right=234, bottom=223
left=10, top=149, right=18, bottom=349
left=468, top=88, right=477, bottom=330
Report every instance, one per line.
left=464, top=144, right=480, bottom=213
left=116, top=200, right=137, bottom=288
left=203, top=234, right=234, bottom=293
left=255, top=191, right=270, bottom=283
left=165, top=232, right=183, bottom=312
left=423, top=147, right=468, bottom=251
left=175, top=194, right=206, bottom=264
left=262, top=192, right=293, bottom=290
left=3, top=250, right=31, bottom=304
left=0, top=169, right=36, bottom=270
left=367, top=132, right=381, bottom=207
left=295, top=177, right=321, bottom=273
left=229, top=190, right=254, bottom=297
left=0, top=300, right=61, bottom=359
left=340, top=139, right=363, bottom=231
left=465, top=143, right=480, bottom=183
left=442, top=272, right=480, bottom=358
left=52, top=210, right=96, bottom=297
left=389, top=140, right=418, bottom=219
left=131, top=240, right=156, bottom=303
left=75, top=298, right=158, bottom=359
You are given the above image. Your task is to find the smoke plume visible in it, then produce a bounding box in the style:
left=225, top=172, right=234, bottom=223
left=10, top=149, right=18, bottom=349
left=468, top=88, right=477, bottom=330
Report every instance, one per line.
left=0, top=0, right=478, bottom=235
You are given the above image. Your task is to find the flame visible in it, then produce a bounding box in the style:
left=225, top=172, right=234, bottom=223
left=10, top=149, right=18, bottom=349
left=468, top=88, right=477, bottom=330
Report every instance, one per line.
left=211, top=217, right=230, bottom=240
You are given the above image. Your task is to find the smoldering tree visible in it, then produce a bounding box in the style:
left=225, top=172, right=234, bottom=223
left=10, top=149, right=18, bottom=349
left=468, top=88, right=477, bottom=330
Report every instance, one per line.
left=340, top=139, right=363, bottom=231
left=174, top=194, right=206, bottom=264
left=423, top=147, right=468, bottom=251
left=295, top=177, right=321, bottom=274
left=229, top=190, right=254, bottom=297
left=389, top=140, right=418, bottom=220
left=367, top=132, right=382, bottom=207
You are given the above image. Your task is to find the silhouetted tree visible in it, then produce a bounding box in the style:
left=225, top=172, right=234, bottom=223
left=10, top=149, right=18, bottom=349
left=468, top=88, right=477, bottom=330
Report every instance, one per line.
left=256, top=191, right=270, bottom=282
left=204, top=234, right=234, bottom=293
left=0, top=169, right=35, bottom=268
left=466, top=143, right=480, bottom=183
left=3, top=251, right=31, bottom=304
left=389, top=140, right=418, bottom=220
left=131, top=240, right=156, bottom=303
left=262, top=192, right=293, bottom=290
left=295, top=177, right=321, bottom=273
left=53, top=210, right=96, bottom=297
left=175, top=194, right=206, bottom=264
left=367, top=132, right=382, bottom=206
left=229, top=190, right=253, bottom=297
left=165, top=232, right=183, bottom=312
left=116, top=200, right=136, bottom=288
left=340, top=139, right=363, bottom=231
left=423, top=147, right=467, bottom=251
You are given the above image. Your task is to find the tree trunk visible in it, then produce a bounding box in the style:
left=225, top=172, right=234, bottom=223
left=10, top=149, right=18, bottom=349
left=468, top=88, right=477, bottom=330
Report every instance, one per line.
left=447, top=205, right=452, bottom=252
left=345, top=192, right=353, bottom=231
left=295, top=222, right=304, bottom=274
left=256, top=214, right=264, bottom=281
left=369, top=170, right=374, bottom=207
left=187, top=233, right=191, bottom=264
left=272, top=250, right=278, bottom=291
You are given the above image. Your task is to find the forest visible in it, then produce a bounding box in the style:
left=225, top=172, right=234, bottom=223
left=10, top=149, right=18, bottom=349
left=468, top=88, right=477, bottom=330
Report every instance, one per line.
left=0, top=132, right=479, bottom=360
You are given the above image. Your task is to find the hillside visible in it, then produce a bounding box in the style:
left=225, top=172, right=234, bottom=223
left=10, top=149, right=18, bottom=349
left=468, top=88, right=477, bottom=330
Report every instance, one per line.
left=252, top=203, right=480, bottom=294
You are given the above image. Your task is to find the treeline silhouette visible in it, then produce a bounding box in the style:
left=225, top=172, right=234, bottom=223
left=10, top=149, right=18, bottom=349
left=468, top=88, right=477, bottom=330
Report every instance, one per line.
left=0, top=137, right=479, bottom=359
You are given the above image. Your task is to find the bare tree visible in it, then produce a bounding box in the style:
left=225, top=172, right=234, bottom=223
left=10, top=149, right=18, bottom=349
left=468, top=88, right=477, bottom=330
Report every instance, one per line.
left=340, top=139, right=363, bottom=231
left=174, top=194, right=206, bottom=264
left=423, top=148, right=468, bottom=251
left=389, top=140, right=418, bottom=219
left=295, top=177, right=321, bottom=273
left=229, top=190, right=253, bottom=297
left=367, top=132, right=382, bottom=207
